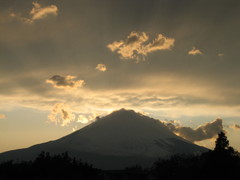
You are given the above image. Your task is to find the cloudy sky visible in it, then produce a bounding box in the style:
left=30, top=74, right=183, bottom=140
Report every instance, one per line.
left=0, top=0, right=240, bottom=152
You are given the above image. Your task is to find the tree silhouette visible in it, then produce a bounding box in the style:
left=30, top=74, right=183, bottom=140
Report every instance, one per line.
left=214, top=131, right=229, bottom=152
left=213, top=131, right=237, bottom=156
left=0, top=151, right=102, bottom=180
left=151, top=131, right=240, bottom=180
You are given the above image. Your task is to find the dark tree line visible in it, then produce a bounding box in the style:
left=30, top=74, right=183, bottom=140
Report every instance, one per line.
left=151, top=131, right=240, bottom=180
left=0, top=152, right=102, bottom=180
left=0, top=131, right=239, bottom=180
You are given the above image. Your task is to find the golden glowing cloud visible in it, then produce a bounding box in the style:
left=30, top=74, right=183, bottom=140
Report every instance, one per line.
left=96, top=64, right=107, bottom=72
left=48, top=103, right=76, bottom=127
left=10, top=2, right=58, bottom=24
left=77, top=113, right=97, bottom=124
left=107, top=32, right=175, bottom=62
left=144, top=34, right=175, bottom=53
left=30, top=2, right=58, bottom=21
left=77, top=115, right=89, bottom=124
left=188, top=47, right=203, bottom=55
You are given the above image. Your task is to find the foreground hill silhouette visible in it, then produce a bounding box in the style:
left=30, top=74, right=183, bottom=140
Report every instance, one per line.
left=0, top=109, right=207, bottom=169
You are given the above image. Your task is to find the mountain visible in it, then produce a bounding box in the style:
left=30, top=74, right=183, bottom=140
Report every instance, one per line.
left=0, top=109, right=208, bottom=169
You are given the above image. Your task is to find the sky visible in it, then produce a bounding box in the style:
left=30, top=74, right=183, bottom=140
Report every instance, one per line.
left=0, top=0, right=240, bottom=152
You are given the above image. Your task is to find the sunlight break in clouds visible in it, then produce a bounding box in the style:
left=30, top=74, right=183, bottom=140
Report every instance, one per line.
left=10, top=2, right=58, bottom=24
left=48, top=103, right=75, bottom=127
left=0, top=114, right=6, bottom=119
left=96, top=64, right=107, bottom=72
left=188, top=47, right=203, bottom=55
left=107, top=32, right=175, bottom=62
left=46, top=75, right=85, bottom=90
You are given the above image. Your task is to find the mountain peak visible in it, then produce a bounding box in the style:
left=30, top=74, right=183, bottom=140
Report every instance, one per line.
left=104, top=108, right=143, bottom=118
left=107, top=108, right=141, bottom=117
left=0, top=108, right=208, bottom=169
left=90, top=108, right=160, bottom=131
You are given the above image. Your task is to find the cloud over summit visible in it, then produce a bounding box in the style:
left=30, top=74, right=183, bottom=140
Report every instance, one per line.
left=107, top=32, right=175, bottom=62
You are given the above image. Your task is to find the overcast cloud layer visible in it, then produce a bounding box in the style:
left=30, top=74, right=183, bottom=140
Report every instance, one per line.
left=0, top=0, right=239, bottom=109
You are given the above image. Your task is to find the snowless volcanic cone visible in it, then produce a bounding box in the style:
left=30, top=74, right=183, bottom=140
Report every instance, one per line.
left=0, top=109, right=207, bottom=169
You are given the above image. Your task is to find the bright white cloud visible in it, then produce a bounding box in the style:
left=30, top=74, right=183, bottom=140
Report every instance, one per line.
left=48, top=103, right=76, bottom=127
left=46, top=75, right=85, bottom=90
left=188, top=47, right=203, bottom=55
left=77, top=115, right=89, bottom=124
left=107, top=32, right=175, bottom=62
left=10, top=2, right=58, bottom=24
left=96, top=64, right=107, bottom=72
left=77, top=110, right=103, bottom=124
left=77, top=114, right=97, bottom=124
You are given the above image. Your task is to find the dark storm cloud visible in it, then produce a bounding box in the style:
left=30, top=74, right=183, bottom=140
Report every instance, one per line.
left=46, top=75, right=85, bottom=89
left=164, top=119, right=223, bottom=142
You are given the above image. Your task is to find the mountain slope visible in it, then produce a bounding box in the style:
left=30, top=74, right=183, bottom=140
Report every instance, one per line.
left=0, top=109, right=208, bottom=169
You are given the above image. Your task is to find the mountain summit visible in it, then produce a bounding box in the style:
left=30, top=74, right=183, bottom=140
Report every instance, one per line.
left=0, top=109, right=207, bottom=169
